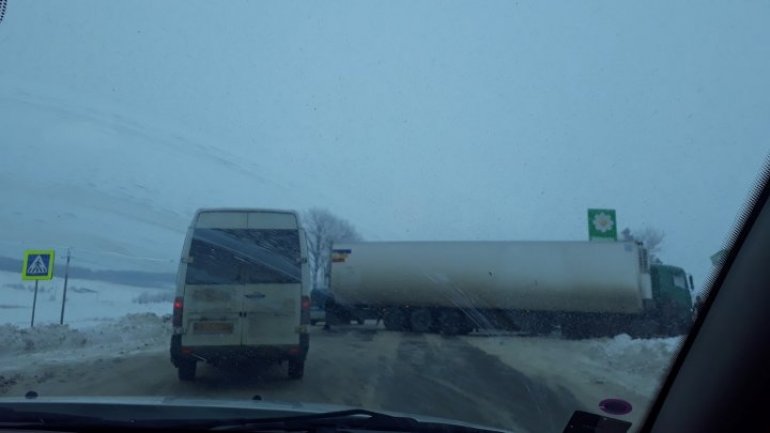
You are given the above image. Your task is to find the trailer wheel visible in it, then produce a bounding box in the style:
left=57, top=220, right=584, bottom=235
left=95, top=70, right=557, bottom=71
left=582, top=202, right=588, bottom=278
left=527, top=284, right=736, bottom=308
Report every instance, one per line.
left=459, top=319, right=475, bottom=335
left=529, top=319, right=553, bottom=336
left=383, top=308, right=408, bottom=331
left=561, top=314, right=595, bottom=340
left=438, top=310, right=464, bottom=336
left=409, top=308, right=434, bottom=333
left=562, top=323, right=588, bottom=339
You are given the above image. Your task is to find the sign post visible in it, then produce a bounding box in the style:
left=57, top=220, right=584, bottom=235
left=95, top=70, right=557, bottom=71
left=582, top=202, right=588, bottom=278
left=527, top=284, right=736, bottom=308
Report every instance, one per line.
left=588, top=209, right=618, bottom=241
left=22, top=250, right=55, bottom=327
left=60, top=248, right=71, bottom=325
left=31, top=280, right=39, bottom=327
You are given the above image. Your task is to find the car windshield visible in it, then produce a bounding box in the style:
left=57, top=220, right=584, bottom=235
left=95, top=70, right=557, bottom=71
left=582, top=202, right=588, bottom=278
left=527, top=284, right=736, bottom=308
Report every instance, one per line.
left=0, top=2, right=768, bottom=433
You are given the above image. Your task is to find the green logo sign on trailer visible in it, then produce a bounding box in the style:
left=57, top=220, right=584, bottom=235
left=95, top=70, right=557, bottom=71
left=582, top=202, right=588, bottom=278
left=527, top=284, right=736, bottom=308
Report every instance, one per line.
left=588, top=209, right=617, bottom=241
left=22, top=250, right=55, bottom=280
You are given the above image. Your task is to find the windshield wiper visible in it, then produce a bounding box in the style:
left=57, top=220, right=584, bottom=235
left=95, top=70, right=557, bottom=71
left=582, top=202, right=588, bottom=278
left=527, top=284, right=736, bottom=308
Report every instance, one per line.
left=202, top=409, right=505, bottom=433
left=0, top=408, right=134, bottom=430
left=0, top=408, right=506, bottom=433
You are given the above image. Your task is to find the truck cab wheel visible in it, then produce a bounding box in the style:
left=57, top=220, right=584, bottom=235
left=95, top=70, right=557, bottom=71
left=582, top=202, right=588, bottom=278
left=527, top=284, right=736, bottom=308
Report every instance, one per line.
left=383, top=308, right=408, bottom=331
left=409, top=308, right=434, bottom=333
left=626, top=318, right=658, bottom=339
left=660, top=317, right=690, bottom=337
left=177, top=359, right=197, bottom=381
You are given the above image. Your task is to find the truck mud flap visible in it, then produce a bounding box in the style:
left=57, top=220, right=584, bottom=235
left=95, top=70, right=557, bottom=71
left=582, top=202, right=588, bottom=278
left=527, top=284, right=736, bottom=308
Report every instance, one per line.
left=170, top=334, right=182, bottom=366
left=300, top=333, right=310, bottom=358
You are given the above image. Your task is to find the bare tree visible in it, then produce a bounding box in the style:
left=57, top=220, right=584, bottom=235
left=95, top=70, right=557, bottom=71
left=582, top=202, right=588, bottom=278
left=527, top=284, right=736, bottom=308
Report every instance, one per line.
left=302, top=208, right=363, bottom=287
left=622, top=226, right=665, bottom=264
left=621, top=228, right=634, bottom=242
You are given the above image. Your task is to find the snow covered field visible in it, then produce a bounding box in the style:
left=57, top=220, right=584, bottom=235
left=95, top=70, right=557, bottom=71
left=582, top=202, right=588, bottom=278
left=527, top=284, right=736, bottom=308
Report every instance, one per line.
left=0, top=270, right=172, bottom=328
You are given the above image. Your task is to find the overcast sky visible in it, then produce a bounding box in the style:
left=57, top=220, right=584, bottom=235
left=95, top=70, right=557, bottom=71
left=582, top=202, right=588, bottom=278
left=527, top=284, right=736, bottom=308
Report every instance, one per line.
left=1, top=1, right=768, bottom=285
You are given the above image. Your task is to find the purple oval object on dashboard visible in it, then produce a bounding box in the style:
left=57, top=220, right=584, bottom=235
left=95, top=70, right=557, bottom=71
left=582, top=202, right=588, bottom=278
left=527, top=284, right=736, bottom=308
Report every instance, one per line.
left=599, top=398, right=633, bottom=415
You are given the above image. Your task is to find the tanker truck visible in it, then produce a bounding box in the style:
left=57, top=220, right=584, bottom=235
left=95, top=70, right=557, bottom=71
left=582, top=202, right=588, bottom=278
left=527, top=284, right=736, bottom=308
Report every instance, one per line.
left=325, top=241, right=694, bottom=339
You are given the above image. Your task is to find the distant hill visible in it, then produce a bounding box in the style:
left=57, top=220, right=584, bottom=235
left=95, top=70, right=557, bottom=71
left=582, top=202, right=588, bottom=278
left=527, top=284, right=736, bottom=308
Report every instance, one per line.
left=0, top=256, right=174, bottom=288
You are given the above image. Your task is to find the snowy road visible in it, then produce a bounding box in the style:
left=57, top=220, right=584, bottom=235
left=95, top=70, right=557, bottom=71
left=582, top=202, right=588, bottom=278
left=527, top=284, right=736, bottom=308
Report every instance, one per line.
left=0, top=321, right=679, bottom=433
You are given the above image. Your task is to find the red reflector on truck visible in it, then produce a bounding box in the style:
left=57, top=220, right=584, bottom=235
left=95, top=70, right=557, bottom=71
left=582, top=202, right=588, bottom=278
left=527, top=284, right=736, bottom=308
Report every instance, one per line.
left=173, top=297, right=184, bottom=327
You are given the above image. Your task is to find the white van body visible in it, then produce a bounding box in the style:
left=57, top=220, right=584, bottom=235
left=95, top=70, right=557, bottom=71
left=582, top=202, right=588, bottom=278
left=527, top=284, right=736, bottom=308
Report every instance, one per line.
left=170, top=208, right=310, bottom=380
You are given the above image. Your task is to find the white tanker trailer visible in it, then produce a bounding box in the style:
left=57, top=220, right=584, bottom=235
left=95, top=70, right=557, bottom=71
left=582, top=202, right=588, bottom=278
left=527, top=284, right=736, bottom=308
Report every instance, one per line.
left=326, top=241, right=694, bottom=338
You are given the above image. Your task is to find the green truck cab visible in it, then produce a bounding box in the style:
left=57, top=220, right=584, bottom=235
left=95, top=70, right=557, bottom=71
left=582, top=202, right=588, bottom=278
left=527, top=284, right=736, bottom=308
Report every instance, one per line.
left=650, top=264, right=695, bottom=335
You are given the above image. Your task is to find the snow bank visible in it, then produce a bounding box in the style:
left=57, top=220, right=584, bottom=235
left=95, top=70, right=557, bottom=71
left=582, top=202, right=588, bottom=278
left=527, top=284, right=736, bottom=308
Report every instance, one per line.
left=0, top=323, right=88, bottom=354
left=573, top=333, right=685, bottom=397
left=0, top=313, right=172, bottom=371
left=464, top=332, right=685, bottom=403
left=585, top=334, right=684, bottom=377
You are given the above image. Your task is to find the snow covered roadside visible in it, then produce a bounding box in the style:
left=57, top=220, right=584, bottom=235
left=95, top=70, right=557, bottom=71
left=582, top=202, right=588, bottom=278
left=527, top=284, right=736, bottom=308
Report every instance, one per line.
left=0, top=268, right=174, bottom=373
left=580, top=334, right=683, bottom=397
left=462, top=333, right=684, bottom=425
left=0, top=313, right=172, bottom=374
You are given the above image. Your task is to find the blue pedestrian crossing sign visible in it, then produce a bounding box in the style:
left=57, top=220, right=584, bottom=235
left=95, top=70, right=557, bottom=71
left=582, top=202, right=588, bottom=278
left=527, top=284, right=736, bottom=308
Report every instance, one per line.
left=22, top=250, right=55, bottom=281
